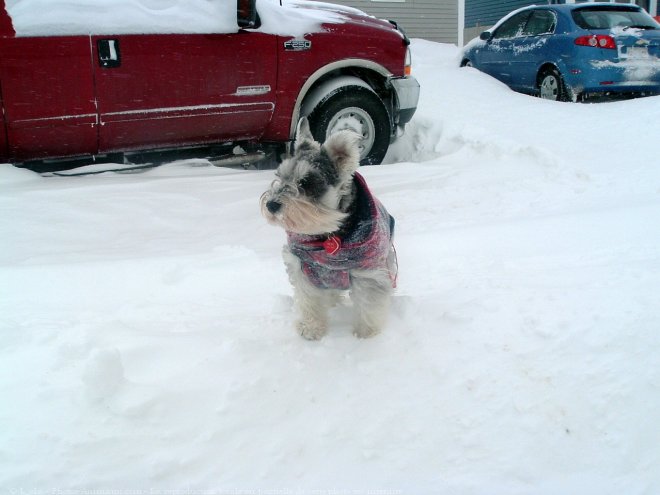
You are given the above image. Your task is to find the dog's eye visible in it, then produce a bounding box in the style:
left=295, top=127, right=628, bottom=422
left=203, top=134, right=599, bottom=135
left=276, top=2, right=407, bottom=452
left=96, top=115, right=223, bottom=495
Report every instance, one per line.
left=297, top=175, right=325, bottom=196
left=298, top=177, right=311, bottom=190
left=298, top=176, right=321, bottom=194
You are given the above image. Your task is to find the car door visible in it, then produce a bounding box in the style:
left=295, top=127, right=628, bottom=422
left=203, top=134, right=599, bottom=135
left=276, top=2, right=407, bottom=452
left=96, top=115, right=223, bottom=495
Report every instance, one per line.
left=93, top=31, right=278, bottom=153
left=509, top=9, right=558, bottom=92
left=479, top=11, right=532, bottom=85
left=0, top=36, right=98, bottom=161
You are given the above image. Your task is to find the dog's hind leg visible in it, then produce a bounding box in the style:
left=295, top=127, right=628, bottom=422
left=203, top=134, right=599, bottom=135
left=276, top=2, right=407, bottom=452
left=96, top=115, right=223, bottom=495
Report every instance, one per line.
left=349, top=269, right=392, bottom=338
left=282, top=246, right=330, bottom=340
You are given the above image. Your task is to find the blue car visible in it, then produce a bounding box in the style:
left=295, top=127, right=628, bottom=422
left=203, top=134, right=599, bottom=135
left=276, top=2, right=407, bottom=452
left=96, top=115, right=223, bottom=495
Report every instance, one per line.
left=460, top=3, right=660, bottom=101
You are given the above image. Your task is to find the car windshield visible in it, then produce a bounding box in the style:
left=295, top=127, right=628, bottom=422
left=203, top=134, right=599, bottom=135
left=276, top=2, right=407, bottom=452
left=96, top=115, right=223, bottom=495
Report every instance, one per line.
left=572, top=6, right=658, bottom=30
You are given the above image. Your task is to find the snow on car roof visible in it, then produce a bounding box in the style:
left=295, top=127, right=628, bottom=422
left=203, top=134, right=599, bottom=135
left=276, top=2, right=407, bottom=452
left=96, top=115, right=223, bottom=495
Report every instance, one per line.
left=5, top=0, right=353, bottom=37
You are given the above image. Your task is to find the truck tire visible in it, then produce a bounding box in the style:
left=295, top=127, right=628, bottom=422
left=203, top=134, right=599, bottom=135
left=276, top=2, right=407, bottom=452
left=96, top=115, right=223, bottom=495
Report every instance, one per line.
left=307, top=85, right=391, bottom=165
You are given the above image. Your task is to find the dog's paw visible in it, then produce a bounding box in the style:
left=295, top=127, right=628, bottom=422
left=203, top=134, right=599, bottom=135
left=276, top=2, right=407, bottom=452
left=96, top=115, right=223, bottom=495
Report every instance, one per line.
left=297, top=319, right=328, bottom=341
left=353, top=324, right=381, bottom=339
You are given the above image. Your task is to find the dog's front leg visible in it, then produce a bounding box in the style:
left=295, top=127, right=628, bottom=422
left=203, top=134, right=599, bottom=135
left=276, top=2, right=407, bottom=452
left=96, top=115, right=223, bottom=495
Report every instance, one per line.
left=350, top=269, right=392, bottom=338
left=282, top=247, right=329, bottom=340
left=295, top=285, right=330, bottom=340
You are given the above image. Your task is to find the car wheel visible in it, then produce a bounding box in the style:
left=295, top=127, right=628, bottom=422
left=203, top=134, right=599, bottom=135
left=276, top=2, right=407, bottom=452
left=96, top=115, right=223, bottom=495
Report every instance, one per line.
left=538, top=68, right=568, bottom=102
left=461, top=59, right=473, bottom=68
left=307, top=85, right=391, bottom=165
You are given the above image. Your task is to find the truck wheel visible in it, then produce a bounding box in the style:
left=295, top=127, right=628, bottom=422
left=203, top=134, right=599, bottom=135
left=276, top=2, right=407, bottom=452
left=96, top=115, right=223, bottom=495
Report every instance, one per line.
left=307, top=86, right=391, bottom=165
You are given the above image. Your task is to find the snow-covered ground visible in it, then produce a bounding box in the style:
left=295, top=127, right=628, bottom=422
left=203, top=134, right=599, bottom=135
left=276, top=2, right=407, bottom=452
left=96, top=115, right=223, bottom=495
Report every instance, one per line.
left=1, top=40, right=659, bottom=494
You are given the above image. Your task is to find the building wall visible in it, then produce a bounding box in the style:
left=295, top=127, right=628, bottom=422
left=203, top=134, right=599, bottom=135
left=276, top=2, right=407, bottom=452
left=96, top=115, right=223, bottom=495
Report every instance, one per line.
left=462, top=0, right=534, bottom=43
left=329, top=0, right=658, bottom=46
left=465, top=0, right=532, bottom=29
left=329, top=0, right=459, bottom=43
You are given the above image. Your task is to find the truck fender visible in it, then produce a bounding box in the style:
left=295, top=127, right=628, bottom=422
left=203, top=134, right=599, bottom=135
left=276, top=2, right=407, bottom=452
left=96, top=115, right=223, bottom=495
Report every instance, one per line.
left=288, top=59, right=392, bottom=140
left=299, top=75, right=373, bottom=120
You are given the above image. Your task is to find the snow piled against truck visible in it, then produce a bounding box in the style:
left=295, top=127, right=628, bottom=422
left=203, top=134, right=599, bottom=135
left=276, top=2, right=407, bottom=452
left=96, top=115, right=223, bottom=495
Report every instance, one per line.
left=5, top=0, right=359, bottom=37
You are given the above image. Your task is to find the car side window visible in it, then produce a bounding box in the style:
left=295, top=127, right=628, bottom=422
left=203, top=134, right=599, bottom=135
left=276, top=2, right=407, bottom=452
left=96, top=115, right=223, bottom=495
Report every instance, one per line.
left=523, top=10, right=556, bottom=36
left=493, top=11, right=532, bottom=40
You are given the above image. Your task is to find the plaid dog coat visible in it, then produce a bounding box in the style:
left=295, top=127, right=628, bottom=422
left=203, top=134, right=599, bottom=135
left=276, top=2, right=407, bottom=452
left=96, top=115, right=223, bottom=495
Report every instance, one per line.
left=287, top=172, right=397, bottom=290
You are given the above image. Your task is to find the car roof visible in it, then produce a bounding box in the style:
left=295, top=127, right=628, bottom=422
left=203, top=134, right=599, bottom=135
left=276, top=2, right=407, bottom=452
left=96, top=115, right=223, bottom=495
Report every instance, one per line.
left=525, top=2, right=642, bottom=11
left=484, top=2, right=645, bottom=34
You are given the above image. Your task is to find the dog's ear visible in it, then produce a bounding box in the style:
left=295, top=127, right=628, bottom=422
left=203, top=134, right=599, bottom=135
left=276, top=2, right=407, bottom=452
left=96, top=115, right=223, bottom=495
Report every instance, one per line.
left=322, top=130, right=361, bottom=175
left=294, top=117, right=316, bottom=150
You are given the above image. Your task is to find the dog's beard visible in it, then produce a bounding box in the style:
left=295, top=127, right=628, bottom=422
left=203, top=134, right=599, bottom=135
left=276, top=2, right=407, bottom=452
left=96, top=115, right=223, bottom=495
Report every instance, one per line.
left=261, top=193, right=347, bottom=235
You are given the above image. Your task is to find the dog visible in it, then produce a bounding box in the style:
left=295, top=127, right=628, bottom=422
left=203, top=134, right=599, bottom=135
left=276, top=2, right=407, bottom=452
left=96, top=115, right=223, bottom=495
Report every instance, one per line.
left=260, top=118, right=397, bottom=340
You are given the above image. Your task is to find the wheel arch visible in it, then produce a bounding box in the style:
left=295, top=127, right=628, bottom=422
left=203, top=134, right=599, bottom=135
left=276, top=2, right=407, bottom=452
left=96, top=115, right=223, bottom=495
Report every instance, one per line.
left=536, top=61, right=579, bottom=101
left=536, top=62, right=560, bottom=88
left=289, top=59, right=393, bottom=140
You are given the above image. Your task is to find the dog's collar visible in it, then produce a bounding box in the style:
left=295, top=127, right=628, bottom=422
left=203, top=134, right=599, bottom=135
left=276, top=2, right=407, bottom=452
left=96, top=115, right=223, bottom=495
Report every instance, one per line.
left=286, top=172, right=371, bottom=256
left=292, top=234, right=342, bottom=255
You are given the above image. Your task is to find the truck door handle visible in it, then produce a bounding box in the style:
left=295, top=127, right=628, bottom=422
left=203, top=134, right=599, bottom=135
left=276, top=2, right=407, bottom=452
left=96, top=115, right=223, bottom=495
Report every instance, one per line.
left=98, top=39, right=121, bottom=68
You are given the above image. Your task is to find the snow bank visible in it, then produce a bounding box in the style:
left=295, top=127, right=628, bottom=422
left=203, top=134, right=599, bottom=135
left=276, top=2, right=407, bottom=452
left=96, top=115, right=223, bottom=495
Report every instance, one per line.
left=5, top=0, right=352, bottom=37
left=1, top=40, right=660, bottom=493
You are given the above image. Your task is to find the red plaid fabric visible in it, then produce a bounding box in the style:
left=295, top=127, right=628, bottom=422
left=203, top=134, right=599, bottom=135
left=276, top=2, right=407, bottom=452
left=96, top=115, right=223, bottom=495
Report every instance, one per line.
left=287, top=173, right=397, bottom=290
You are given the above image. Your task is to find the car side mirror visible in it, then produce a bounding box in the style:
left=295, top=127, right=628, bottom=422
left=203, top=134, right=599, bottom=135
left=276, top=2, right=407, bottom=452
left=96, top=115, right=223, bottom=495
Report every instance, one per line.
left=237, top=0, right=258, bottom=28
left=480, top=31, right=492, bottom=41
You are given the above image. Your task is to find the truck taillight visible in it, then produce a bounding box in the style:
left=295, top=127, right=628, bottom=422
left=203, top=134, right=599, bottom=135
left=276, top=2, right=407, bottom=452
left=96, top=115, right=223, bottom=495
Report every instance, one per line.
left=575, top=35, right=616, bottom=50
left=404, top=47, right=412, bottom=76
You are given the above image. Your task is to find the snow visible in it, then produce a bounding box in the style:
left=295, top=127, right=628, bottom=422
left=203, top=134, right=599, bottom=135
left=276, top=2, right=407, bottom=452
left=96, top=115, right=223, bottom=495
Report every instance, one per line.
left=5, top=0, right=352, bottom=37
left=2, top=39, right=660, bottom=493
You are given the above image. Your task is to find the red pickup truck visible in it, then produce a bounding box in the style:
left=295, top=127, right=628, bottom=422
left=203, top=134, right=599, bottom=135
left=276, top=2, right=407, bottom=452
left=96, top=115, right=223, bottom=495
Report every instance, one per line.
left=0, top=0, right=419, bottom=168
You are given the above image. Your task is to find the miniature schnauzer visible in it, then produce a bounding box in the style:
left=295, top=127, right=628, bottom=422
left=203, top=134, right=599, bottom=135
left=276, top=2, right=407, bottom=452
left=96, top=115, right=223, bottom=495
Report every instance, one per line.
left=260, top=118, right=397, bottom=340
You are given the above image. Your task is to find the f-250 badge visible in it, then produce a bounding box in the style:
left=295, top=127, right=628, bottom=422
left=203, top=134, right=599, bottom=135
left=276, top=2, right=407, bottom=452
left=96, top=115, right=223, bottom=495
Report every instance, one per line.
left=284, top=39, right=311, bottom=51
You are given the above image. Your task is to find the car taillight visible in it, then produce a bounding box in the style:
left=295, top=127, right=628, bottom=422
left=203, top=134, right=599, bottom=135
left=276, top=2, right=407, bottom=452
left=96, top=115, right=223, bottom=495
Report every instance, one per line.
left=404, top=47, right=412, bottom=76
left=575, top=35, right=616, bottom=50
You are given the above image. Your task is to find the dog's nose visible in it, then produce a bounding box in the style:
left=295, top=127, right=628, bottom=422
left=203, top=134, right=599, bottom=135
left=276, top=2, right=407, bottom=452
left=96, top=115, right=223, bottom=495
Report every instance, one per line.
left=266, top=200, right=282, bottom=214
